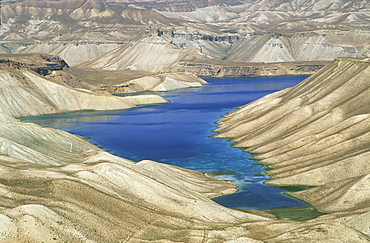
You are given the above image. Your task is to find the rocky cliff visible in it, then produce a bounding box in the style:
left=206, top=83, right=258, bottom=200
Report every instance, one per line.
left=0, top=53, right=69, bottom=75
left=80, top=30, right=363, bottom=75
left=165, top=60, right=327, bottom=77
left=226, top=31, right=369, bottom=63
left=2, top=0, right=369, bottom=72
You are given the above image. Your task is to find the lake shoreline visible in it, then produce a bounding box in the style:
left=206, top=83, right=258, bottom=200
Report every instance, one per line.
left=24, top=76, right=310, bottom=212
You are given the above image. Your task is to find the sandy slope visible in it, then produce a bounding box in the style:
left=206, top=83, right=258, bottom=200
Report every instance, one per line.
left=0, top=58, right=370, bottom=242
left=0, top=58, right=270, bottom=242
left=216, top=57, right=370, bottom=213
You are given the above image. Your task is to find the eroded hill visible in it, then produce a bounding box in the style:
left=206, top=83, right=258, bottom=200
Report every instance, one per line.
left=216, top=57, right=370, bottom=236
left=1, top=0, right=369, bottom=76
left=0, top=52, right=370, bottom=243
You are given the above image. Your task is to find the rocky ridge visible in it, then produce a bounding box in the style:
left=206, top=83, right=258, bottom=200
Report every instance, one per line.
left=2, top=0, right=369, bottom=76
left=0, top=53, right=208, bottom=94
left=0, top=53, right=69, bottom=75
left=0, top=50, right=369, bottom=242
left=160, top=0, right=370, bottom=31
left=0, top=55, right=273, bottom=242
left=81, top=30, right=365, bottom=75
left=215, top=57, right=370, bottom=216
left=164, top=59, right=328, bottom=77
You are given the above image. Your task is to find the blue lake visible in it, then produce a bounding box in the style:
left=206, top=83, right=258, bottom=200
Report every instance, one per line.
left=23, top=76, right=308, bottom=210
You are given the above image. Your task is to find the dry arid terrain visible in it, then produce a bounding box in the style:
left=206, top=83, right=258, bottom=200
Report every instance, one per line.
left=1, top=0, right=370, bottom=242
left=1, top=0, right=370, bottom=74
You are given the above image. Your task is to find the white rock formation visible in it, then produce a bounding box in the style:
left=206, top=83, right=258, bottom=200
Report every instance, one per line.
left=110, top=72, right=207, bottom=93
left=0, top=68, right=166, bottom=117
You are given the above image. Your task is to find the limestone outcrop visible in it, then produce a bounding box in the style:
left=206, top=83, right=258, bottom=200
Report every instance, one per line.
left=80, top=34, right=190, bottom=72
left=164, top=60, right=327, bottom=77
left=1, top=0, right=370, bottom=74
left=215, top=57, right=370, bottom=214
left=0, top=53, right=68, bottom=75
left=79, top=30, right=367, bottom=75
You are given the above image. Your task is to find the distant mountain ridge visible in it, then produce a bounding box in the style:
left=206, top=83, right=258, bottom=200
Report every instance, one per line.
left=160, top=0, right=370, bottom=31
left=1, top=0, right=369, bottom=75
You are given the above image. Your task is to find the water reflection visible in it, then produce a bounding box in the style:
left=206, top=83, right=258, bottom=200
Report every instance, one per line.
left=22, top=110, right=127, bottom=130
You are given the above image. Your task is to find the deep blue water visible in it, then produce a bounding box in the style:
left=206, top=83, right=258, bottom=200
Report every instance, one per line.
left=23, top=76, right=308, bottom=210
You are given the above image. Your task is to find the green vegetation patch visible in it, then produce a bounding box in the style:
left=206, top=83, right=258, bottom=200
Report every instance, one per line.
left=267, top=206, right=326, bottom=221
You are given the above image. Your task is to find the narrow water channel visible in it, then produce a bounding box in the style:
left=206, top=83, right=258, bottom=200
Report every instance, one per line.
left=22, top=76, right=309, bottom=211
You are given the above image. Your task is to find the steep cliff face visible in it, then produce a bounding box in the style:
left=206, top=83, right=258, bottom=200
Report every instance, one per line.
left=165, top=60, right=327, bottom=77
left=215, top=57, right=370, bottom=214
left=80, top=30, right=363, bottom=74
left=2, top=0, right=369, bottom=71
left=5, top=41, right=123, bottom=67
left=0, top=53, right=69, bottom=75
left=79, top=32, right=238, bottom=72
left=80, top=34, right=189, bottom=72
left=226, top=31, right=369, bottom=63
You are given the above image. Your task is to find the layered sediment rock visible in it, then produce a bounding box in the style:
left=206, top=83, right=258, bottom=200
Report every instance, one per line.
left=0, top=54, right=270, bottom=242
left=165, top=61, right=327, bottom=77
left=80, top=34, right=190, bottom=72
left=0, top=65, right=167, bottom=117
left=105, top=72, right=207, bottom=93
left=0, top=53, right=68, bottom=75
left=215, top=57, right=370, bottom=214
left=2, top=55, right=370, bottom=242
left=226, top=31, right=369, bottom=63
left=7, top=41, right=122, bottom=67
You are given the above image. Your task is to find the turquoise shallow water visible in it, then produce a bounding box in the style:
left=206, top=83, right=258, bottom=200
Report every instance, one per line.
left=23, top=76, right=308, bottom=210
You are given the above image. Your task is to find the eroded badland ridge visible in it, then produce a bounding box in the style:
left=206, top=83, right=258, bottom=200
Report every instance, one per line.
left=1, top=0, right=370, bottom=242
left=1, top=0, right=370, bottom=78
left=216, top=57, right=370, bottom=213
left=0, top=46, right=370, bottom=243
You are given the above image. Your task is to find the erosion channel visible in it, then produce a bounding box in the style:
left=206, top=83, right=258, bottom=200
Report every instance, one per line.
left=22, top=75, right=320, bottom=218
